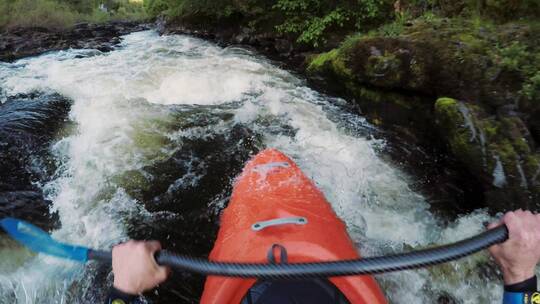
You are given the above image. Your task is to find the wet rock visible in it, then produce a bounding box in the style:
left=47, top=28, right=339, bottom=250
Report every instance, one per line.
left=274, top=38, right=293, bottom=56
left=434, top=97, right=540, bottom=210
left=0, top=21, right=150, bottom=62
left=0, top=92, right=71, bottom=230
left=437, top=292, right=458, bottom=304
left=0, top=191, right=57, bottom=230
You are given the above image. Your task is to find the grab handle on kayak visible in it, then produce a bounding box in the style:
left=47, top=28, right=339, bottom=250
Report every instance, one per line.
left=251, top=217, right=308, bottom=231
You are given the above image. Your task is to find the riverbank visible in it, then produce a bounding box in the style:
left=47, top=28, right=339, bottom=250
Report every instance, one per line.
left=0, top=21, right=149, bottom=61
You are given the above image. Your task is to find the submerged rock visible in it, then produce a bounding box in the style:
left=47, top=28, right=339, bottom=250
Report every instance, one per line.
left=0, top=92, right=71, bottom=229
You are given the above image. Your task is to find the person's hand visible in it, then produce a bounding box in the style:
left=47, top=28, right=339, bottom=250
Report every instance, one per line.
left=112, top=240, right=170, bottom=295
left=488, top=210, right=540, bottom=285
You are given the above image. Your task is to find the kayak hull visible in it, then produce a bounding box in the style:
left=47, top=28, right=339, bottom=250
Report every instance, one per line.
left=201, top=148, right=387, bottom=303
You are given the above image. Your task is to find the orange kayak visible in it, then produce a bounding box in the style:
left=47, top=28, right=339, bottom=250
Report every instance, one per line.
left=201, top=148, right=387, bottom=303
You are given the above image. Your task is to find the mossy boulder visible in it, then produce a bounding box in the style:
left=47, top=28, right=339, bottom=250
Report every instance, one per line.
left=342, top=37, right=434, bottom=92
left=307, top=48, right=352, bottom=80
left=307, top=48, right=434, bottom=140
left=435, top=97, right=540, bottom=210
left=308, top=19, right=539, bottom=110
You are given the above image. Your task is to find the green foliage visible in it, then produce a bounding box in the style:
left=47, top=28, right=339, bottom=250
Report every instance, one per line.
left=167, top=0, right=236, bottom=19
left=491, top=41, right=540, bottom=104
left=143, top=0, right=170, bottom=17
left=522, top=72, right=540, bottom=102
left=376, top=20, right=404, bottom=37
left=110, top=0, right=147, bottom=20
left=0, top=0, right=147, bottom=29
left=273, top=0, right=392, bottom=47
left=275, top=6, right=348, bottom=47
left=0, top=0, right=79, bottom=29
left=498, top=42, right=529, bottom=71
left=85, top=7, right=111, bottom=23
left=480, top=0, right=540, bottom=20
left=143, top=0, right=245, bottom=20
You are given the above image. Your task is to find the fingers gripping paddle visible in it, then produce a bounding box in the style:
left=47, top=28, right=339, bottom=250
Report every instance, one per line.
left=1, top=217, right=509, bottom=279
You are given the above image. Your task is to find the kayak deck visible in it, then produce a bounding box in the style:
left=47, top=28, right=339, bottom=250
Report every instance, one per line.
left=201, top=149, right=387, bottom=303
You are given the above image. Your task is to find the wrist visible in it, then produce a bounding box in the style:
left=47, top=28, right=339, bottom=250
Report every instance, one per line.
left=108, top=286, right=137, bottom=304
left=502, top=268, right=536, bottom=285
left=113, top=280, right=140, bottom=295
left=504, top=275, right=537, bottom=293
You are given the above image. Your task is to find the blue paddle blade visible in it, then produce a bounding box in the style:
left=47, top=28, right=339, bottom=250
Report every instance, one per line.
left=0, top=218, right=89, bottom=262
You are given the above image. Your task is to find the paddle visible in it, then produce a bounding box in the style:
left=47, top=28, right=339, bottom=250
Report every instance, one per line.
left=0, top=217, right=508, bottom=279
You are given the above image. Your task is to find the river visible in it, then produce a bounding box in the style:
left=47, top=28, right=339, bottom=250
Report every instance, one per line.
left=0, top=30, right=504, bottom=303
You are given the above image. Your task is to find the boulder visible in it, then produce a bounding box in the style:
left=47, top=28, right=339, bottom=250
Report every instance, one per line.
left=0, top=92, right=72, bottom=230
left=435, top=97, right=540, bottom=210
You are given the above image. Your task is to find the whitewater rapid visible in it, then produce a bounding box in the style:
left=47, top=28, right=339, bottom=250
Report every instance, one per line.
left=0, top=30, right=506, bottom=303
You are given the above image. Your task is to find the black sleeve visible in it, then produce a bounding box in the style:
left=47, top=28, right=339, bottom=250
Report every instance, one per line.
left=105, top=287, right=138, bottom=304
left=504, top=276, right=537, bottom=293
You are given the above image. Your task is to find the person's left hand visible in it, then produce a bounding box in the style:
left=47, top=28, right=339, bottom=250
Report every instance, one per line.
left=112, top=240, right=170, bottom=295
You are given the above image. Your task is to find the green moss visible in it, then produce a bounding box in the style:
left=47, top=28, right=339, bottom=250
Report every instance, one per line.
left=453, top=32, right=486, bottom=52
left=479, top=120, right=499, bottom=139
left=408, top=57, right=427, bottom=89
left=514, top=137, right=531, bottom=155
left=307, top=49, right=338, bottom=71
left=435, top=98, right=487, bottom=175
left=524, top=155, right=540, bottom=178
left=340, top=33, right=365, bottom=51
left=112, top=169, right=151, bottom=200
left=495, top=140, right=517, bottom=163
left=350, top=86, right=381, bottom=103
left=499, top=117, right=532, bottom=154
left=435, top=97, right=458, bottom=108
left=365, top=51, right=402, bottom=86
left=307, top=48, right=352, bottom=79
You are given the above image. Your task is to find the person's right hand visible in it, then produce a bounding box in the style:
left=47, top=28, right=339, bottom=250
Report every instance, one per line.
left=112, top=240, right=170, bottom=295
left=488, top=210, right=540, bottom=285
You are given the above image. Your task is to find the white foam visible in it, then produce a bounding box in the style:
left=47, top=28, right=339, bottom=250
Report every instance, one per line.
left=492, top=156, right=507, bottom=188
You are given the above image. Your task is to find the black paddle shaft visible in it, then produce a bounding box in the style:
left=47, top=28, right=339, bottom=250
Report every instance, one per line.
left=89, top=225, right=508, bottom=279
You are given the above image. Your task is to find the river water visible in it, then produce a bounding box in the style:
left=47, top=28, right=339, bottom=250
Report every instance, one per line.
left=0, top=30, right=505, bottom=303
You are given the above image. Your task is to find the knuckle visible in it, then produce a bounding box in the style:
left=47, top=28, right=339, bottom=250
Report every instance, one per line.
left=504, top=211, right=515, bottom=222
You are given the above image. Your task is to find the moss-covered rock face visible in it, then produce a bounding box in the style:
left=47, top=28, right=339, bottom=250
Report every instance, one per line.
left=342, top=37, right=434, bottom=92
left=308, top=18, right=539, bottom=108
left=307, top=47, right=434, bottom=139
left=305, top=18, right=540, bottom=211
left=435, top=97, right=540, bottom=210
